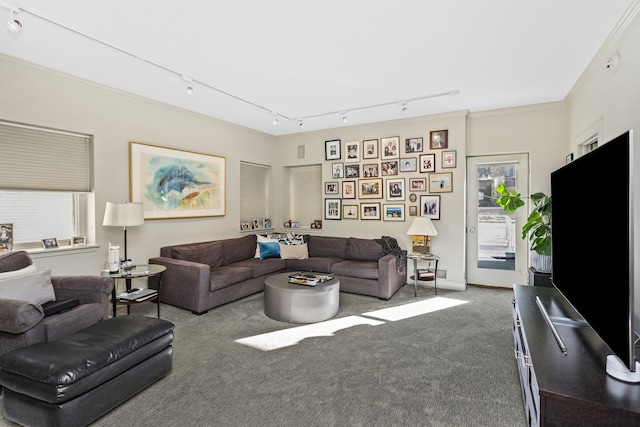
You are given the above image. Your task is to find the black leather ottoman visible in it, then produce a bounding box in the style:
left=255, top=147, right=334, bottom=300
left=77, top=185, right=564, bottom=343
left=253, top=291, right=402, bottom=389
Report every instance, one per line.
left=0, top=316, right=175, bottom=427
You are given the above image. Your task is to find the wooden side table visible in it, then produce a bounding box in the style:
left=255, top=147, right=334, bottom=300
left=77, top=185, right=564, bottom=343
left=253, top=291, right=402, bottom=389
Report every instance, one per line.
left=101, top=264, right=166, bottom=318
left=406, top=253, right=439, bottom=296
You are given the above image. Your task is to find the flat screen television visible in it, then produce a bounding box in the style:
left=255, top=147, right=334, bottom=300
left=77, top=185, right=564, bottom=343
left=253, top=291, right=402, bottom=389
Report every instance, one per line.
left=551, top=130, right=639, bottom=381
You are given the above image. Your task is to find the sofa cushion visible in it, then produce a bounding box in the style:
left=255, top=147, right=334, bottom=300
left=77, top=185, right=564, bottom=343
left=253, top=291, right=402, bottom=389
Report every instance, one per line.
left=279, top=243, right=309, bottom=259
left=231, top=258, right=286, bottom=278
left=209, top=266, right=253, bottom=291
left=254, top=235, right=282, bottom=258
left=344, top=238, right=386, bottom=262
left=0, top=270, right=56, bottom=305
left=307, top=236, right=348, bottom=259
left=285, top=257, right=341, bottom=273
left=0, top=251, right=33, bottom=273
left=223, top=235, right=257, bottom=265
left=0, top=264, right=37, bottom=280
left=172, top=241, right=224, bottom=269
left=258, top=242, right=280, bottom=259
left=331, top=260, right=379, bottom=280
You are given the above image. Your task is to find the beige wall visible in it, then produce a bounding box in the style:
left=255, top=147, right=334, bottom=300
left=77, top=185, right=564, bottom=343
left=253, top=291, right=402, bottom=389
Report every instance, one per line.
left=0, top=55, right=276, bottom=276
left=1, top=0, right=639, bottom=289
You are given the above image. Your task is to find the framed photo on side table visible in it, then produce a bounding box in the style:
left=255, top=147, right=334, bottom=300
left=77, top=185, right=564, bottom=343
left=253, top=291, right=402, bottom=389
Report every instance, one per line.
left=324, top=198, right=342, bottom=220
left=71, top=236, right=86, bottom=246
left=42, top=238, right=59, bottom=249
left=0, top=223, right=13, bottom=251
left=325, top=139, right=341, bottom=160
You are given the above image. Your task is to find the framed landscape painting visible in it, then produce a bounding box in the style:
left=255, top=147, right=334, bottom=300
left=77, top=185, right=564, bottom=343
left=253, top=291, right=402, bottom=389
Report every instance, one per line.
left=130, top=141, right=226, bottom=219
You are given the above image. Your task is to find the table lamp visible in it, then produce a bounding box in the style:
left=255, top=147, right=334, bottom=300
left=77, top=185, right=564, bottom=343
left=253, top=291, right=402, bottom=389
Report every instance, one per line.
left=406, top=217, right=438, bottom=255
left=103, top=202, right=144, bottom=262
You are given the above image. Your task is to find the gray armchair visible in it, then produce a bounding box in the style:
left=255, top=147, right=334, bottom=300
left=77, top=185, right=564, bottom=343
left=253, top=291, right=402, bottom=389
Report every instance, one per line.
left=0, top=251, right=114, bottom=358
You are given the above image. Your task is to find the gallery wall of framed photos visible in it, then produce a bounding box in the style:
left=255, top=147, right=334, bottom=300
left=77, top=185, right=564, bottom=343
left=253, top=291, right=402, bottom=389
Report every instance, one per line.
left=322, top=130, right=457, bottom=222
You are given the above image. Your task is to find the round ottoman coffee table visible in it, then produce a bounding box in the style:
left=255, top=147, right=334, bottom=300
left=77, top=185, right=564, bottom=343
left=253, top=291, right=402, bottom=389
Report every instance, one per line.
left=264, top=272, right=340, bottom=323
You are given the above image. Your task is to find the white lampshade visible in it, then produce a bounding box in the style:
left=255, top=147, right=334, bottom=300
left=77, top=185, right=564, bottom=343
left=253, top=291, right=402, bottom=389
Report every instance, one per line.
left=406, top=217, right=438, bottom=237
left=103, top=202, right=144, bottom=227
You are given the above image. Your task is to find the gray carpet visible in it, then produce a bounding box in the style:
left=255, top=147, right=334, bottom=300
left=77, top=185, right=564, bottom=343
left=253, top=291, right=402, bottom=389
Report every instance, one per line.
left=0, top=284, right=526, bottom=427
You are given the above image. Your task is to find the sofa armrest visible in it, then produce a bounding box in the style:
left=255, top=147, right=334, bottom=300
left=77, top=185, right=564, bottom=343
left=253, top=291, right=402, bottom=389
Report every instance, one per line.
left=149, top=257, right=211, bottom=314
left=377, top=252, right=408, bottom=300
left=52, top=276, right=114, bottom=305
left=0, top=298, right=44, bottom=334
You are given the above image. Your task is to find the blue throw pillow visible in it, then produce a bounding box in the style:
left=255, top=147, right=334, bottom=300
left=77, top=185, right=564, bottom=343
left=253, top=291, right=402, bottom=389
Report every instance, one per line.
left=259, top=242, right=281, bottom=260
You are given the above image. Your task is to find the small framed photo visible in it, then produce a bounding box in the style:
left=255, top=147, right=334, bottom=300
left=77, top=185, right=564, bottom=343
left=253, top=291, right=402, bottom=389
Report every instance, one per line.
left=430, top=130, right=448, bottom=149
left=381, top=136, right=400, bottom=159
left=420, top=195, right=441, bottom=220
left=362, top=139, right=379, bottom=159
left=409, top=194, right=417, bottom=202
left=405, top=137, right=423, bottom=153
left=442, top=150, right=457, bottom=168
left=331, top=162, right=344, bottom=179
left=566, top=153, right=574, bottom=164
left=291, top=222, right=299, bottom=228
left=325, top=139, right=341, bottom=160
left=0, top=223, right=13, bottom=252
left=419, top=154, right=436, bottom=173
left=263, top=218, right=272, bottom=229
left=342, top=180, right=356, bottom=199
left=345, top=141, right=360, bottom=163
left=429, top=172, right=453, bottom=193
left=343, top=204, right=359, bottom=219
left=311, top=219, right=322, bottom=229
left=42, top=238, right=59, bottom=249
left=360, top=202, right=381, bottom=220
left=358, top=178, right=383, bottom=199
left=252, top=219, right=261, bottom=229
left=383, top=204, right=405, bottom=221
left=362, top=163, right=379, bottom=177
left=409, top=178, right=427, bottom=192
left=325, top=198, right=342, bottom=220
left=345, top=164, right=360, bottom=178
left=381, top=160, right=398, bottom=176
left=240, top=220, right=250, bottom=231
left=71, top=236, right=86, bottom=246
left=386, top=178, right=405, bottom=201
left=325, top=182, right=339, bottom=195
left=400, top=158, right=417, bottom=172
left=409, top=205, right=418, bottom=216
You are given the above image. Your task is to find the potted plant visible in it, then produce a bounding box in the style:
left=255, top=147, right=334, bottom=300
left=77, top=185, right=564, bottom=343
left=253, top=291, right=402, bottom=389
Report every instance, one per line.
left=495, top=184, right=552, bottom=272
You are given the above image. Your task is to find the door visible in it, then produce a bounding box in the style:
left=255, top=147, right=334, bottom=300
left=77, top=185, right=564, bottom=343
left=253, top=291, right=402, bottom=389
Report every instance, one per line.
left=466, top=154, right=529, bottom=287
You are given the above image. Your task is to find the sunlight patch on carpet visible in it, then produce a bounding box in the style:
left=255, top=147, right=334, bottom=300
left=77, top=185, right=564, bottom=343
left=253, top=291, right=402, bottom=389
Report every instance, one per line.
left=363, top=297, right=468, bottom=321
left=235, top=315, right=384, bottom=351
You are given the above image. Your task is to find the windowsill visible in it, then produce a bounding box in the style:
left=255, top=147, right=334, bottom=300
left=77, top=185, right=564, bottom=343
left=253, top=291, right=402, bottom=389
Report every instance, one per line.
left=21, top=244, right=100, bottom=258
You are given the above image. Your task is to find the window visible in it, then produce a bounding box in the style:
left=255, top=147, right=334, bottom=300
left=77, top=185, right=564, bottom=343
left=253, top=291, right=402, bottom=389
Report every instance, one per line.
left=287, top=165, right=322, bottom=226
left=240, top=162, right=271, bottom=228
left=0, top=120, right=92, bottom=249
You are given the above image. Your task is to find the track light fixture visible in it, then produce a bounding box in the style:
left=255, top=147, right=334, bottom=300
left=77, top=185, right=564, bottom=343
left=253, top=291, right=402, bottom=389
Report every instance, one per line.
left=299, top=120, right=304, bottom=130
left=341, top=112, right=348, bottom=123
left=182, top=75, right=193, bottom=95
left=272, top=113, right=278, bottom=126
left=401, top=103, right=408, bottom=114
left=6, top=8, right=21, bottom=33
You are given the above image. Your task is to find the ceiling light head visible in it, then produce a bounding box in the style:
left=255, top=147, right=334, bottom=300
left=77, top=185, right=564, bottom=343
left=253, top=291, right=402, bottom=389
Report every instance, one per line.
left=340, top=112, right=348, bottom=123
left=401, top=103, right=408, bottom=114
left=606, top=53, right=620, bottom=73
left=272, top=113, right=278, bottom=126
left=182, top=75, right=193, bottom=95
left=7, top=9, right=21, bottom=33
left=299, top=120, right=304, bottom=130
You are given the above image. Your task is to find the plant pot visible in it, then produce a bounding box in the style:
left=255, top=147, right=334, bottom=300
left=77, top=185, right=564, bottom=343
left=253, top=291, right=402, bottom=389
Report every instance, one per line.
left=531, top=251, right=552, bottom=273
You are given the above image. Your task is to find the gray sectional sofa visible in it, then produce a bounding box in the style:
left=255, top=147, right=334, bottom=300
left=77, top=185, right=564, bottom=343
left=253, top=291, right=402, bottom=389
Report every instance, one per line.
left=148, top=234, right=407, bottom=315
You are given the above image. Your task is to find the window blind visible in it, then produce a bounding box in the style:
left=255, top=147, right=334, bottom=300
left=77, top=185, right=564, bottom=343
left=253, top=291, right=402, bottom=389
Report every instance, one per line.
left=0, top=121, right=91, bottom=192
left=240, top=162, right=270, bottom=221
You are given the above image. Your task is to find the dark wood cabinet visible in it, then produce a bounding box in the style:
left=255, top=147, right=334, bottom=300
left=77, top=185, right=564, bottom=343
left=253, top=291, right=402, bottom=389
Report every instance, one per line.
left=512, top=285, right=640, bottom=426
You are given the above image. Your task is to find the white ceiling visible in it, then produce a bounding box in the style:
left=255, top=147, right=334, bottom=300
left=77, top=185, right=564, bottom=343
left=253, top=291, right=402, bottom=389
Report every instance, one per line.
left=0, top=1, right=634, bottom=136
